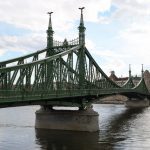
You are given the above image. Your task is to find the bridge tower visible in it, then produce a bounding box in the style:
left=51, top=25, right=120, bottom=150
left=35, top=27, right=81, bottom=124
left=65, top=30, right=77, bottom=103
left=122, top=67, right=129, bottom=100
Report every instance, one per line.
left=78, top=7, right=86, bottom=89
left=141, top=64, right=144, bottom=79
left=35, top=9, right=99, bottom=132
left=47, top=12, right=54, bottom=51
left=129, top=64, right=131, bottom=78
left=78, top=7, right=86, bottom=46
left=125, top=64, right=149, bottom=108
left=46, top=12, right=54, bottom=90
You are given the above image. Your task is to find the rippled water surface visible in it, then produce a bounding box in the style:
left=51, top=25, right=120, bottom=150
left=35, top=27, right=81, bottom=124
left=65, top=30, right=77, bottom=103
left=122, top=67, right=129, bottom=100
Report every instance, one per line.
left=0, top=104, right=150, bottom=150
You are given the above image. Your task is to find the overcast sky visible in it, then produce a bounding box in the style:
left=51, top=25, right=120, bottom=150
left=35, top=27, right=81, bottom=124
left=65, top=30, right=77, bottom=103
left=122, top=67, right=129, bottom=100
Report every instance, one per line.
left=0, top=0, right=149, bottom=77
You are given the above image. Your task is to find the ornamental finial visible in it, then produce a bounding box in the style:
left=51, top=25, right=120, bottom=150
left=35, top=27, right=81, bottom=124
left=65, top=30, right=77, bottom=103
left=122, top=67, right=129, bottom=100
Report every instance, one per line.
left=79, top=7, right=85, bottom=26
left=47, top=12, right=53, bottom=28
left=79, top=7, right=85, bottom=12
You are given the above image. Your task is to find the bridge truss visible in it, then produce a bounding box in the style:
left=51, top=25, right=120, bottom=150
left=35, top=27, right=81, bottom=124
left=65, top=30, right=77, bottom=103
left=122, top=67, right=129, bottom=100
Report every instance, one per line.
left=0, top=9, right=149, bottom=109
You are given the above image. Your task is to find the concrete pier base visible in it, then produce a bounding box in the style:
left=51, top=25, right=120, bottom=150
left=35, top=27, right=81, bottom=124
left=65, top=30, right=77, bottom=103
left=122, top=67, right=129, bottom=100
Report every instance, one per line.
left=125, top=98, right=149, bottom=108
left=35, top=106, right=99, bottom=132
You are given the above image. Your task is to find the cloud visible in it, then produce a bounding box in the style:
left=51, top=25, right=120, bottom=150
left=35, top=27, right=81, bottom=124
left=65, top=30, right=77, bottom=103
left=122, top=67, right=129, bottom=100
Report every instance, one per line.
left=95, top=0, right=150, bottom=75
left=0, top=49, right=5, bottom=57
left=0, top=0, right=112, bottom=31
left=0, top=0, right=149, bottom=76
left=90, top=47, right=128, bottom=76
left=113, top=0, right=150, bottom=17
left=0, top=0, right=112, bottom=60
left=92, top=49, right=129, bottom=58
left=119, top=22, right=150, bottom=65
left=0, top=33, right=46, bottom=55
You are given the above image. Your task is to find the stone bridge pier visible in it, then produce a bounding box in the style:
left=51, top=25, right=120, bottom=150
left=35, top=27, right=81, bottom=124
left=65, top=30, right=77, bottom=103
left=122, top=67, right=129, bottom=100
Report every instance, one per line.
left=125, top=97, right=149, bottom=108
left=35, top=105, right=99, bottom=132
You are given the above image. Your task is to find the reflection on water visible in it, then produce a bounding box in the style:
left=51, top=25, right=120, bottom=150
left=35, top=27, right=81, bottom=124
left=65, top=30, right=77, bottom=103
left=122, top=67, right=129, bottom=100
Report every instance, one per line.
left=0, top=104, right=150, bottom=150
left=36, top=106, right=143, bottom=150
left=36, top=129, right=100, bottom=150
left=99, top=108, right=145, bottom=150
left=35, top=107, right=145, bottom=150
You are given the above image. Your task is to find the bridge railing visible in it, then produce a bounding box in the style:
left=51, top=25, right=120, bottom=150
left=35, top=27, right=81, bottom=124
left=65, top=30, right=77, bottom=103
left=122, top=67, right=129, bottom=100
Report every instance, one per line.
left=0, top=88, right=142, bottom=104
left=0, top=37, right=79, bottom=68
left=53, top=38, right=79, bottom=47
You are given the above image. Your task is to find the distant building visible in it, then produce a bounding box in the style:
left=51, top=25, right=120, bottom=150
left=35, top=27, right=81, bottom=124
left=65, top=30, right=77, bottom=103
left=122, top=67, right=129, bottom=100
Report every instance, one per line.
left=99, top=70, right=150, bottom=103
left=109, top=71, right=141, bottom=86
left=143, top=70, right=150, bottom=92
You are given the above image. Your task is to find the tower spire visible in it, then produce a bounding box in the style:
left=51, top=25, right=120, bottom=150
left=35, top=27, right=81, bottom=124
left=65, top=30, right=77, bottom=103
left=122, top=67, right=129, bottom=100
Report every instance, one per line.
left=48, top=12, right=53, bottom=28
left=141, top=64, right=144, bottom=78
left=79, top=7, right=84, bottom=26
left=47, top=12, right=54, bottom=49
left=129, top=64, right=131, bottom=78
left=78, top=7, right=86, bottom=46
left=78, top=7, right=86, bottom=89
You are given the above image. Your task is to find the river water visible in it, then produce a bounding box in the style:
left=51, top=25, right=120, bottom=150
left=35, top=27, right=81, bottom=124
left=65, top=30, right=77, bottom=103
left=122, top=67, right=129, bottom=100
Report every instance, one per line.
left=0, top=104, right=150, bottom=150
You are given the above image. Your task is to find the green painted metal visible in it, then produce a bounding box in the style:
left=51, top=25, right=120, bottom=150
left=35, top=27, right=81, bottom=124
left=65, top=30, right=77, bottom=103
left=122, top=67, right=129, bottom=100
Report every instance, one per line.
left=78, top=7, right=86, bottom=46
left=78, top=7, right=86, bottom=89
left=47, top=12, right=54, bottom=50
left=122, top=64, right=135, bottom=88
left=0, top=9, right=149, bottom=108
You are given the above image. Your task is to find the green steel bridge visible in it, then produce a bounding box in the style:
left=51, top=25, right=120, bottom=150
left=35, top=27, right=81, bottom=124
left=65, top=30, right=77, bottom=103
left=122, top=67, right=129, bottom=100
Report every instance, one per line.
left=0, top=8, right=149, bottom=109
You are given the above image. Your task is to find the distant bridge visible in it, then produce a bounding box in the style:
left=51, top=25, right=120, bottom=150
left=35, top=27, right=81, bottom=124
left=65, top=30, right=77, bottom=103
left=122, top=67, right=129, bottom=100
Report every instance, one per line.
left=0, top=9, right=149, bottom=109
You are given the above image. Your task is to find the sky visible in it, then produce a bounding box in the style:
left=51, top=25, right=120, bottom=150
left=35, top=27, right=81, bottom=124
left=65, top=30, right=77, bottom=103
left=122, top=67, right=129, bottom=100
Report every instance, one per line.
left=0, top=0, right=149, bottom=77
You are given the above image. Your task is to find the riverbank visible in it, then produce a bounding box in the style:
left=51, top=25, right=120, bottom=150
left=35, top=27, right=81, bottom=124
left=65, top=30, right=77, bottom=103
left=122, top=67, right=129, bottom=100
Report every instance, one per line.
left=95, top=94, right=127, bottom=104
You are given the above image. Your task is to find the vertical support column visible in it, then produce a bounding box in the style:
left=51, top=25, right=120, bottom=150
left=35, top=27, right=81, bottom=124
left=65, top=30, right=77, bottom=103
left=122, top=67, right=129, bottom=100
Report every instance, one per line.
left=46, top=12, right=54, bottom=90
left=78, top=7, right=86, bottom=46
left=26, top=66, right=31, bottom=90
left=78, top=7, right=86, bottom=89
left=68, top=52, right=73, bottom=89
left=129, top=64, right=131, bottom=78
left=1, top=64, right=7, bottom=89
left=41, top=62, right=46, bottom=90
left=19, top=59, right=24, bottom=90
left=89, top=60, right=92, bottom=84
left=35, top=106, right=99, bottom=132
left=141, top=64, right=144, bottom=79
left=7, top=71, right=11, bottom=90
left=58, top=56, right=62, bottom=89
left=78, top=46, right=86, bottom=88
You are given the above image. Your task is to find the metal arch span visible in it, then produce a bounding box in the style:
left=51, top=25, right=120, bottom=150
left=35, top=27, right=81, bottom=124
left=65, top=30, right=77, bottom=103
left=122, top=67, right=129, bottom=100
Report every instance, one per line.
left=0, top=10, right=149, bottom=109
left=0, top=45, right=149, bottom=108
